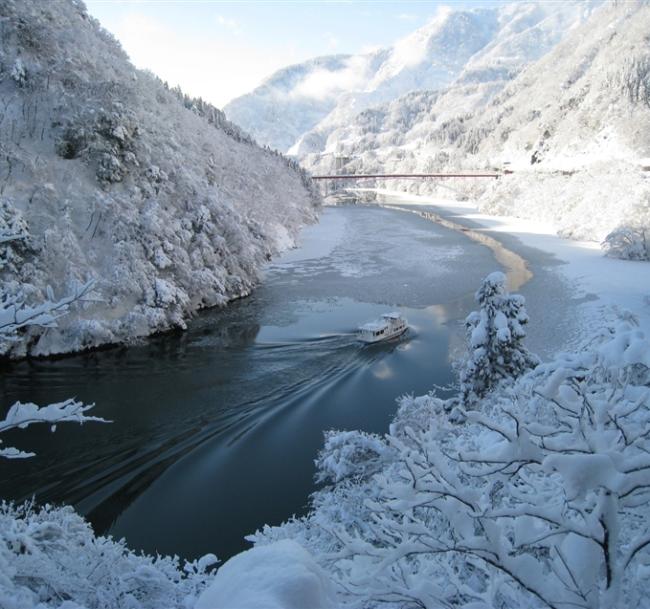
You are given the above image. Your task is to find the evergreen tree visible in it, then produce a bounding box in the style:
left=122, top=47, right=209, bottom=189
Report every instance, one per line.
left=459, top=271, right=539, bottom=405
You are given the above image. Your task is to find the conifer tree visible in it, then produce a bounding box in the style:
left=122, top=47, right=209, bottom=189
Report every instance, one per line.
left=459, top=271, right=539, bottom=405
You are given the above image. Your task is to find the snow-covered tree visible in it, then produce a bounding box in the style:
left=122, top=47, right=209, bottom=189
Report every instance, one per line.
left=459, top=271, right=539, bottom=405
left=315, top=430, right=395, bottom=485
left=0, top=230, right=103, bottom=458
left=260, top=321, right=650, bottom=609
left=0, top=279, right=94, bottom=344
left=603, top=225, right=650, bottom=261
left=0, top=501, right=217, bottom=609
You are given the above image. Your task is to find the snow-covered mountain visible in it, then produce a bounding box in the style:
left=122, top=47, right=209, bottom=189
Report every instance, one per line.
left=313, top=1, right=650, bottom=246
left=0, top=0, right=320, bottom=358
left=225, top=2, right=597, bottom=155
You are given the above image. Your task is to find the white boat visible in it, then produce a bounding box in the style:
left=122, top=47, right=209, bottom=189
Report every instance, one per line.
left=357, top=312, right=408, bottom=343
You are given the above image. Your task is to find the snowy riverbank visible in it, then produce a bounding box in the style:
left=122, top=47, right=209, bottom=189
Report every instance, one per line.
left=365, top=188, right=650, bottom=349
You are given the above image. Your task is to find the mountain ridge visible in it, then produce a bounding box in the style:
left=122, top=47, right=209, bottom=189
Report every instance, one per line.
left=225, top=2, right=599, bottom=155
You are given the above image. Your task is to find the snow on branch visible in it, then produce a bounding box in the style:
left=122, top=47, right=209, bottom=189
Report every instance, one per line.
left=257, top=304, right=650, bottom=608
left=0, top=231, right=26, bottom=245
left=320, top=322, right=650, bottom=608
left=0, top=398, right=108, bottom=459
left=0, top=246, right=102, bottom=458
left=0, top=502, right=217, bottom=608
left=0, top=279, right=95, bottom=337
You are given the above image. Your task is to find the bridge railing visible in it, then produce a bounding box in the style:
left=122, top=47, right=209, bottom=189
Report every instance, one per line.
left=311, top=171, right=510, bottom=180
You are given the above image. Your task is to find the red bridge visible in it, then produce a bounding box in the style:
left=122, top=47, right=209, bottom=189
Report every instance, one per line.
left=311, top=172, right=506, bottom=180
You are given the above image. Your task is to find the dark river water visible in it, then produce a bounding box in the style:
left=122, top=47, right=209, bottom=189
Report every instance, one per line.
left=0, top=205, right=500, bottom=561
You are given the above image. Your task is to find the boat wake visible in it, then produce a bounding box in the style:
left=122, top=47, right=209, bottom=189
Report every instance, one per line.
left=11, top=330, right=397, bottom=534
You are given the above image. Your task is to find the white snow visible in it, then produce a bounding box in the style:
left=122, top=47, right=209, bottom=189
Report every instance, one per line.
left=4, top=1, right=650, bottom=608
left=195, top=540, right=336, bottom=609
left=227, top=2, right=596, bottom=154
left=253, top=319, right=650, bottom=609
left=0, top=503, right=216, bottom=609
left=300, top=2, right=650, bottom=262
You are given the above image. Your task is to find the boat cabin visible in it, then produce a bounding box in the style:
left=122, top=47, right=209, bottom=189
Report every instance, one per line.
left=357, top=312, right=408, bottom=343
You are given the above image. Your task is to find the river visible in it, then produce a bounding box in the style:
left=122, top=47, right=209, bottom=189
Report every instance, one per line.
left=1, top=204, right=538, bottom=562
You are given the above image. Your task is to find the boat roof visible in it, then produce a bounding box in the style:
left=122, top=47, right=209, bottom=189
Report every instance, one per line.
left=359, top=320, right=390, bottom=332
left=382, top=311, right=402, bottom=320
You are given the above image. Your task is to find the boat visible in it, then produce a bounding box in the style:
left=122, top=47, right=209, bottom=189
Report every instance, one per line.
left=357, top=312, right=408, bottom=343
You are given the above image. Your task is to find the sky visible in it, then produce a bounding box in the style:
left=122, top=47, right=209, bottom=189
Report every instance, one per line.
left=86, top=1, right=502, bottom=109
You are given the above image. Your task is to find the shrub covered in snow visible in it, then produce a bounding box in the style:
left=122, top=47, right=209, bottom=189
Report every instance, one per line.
left=315, top=430, right=396, bottom=485
left=459, top=271, right=539, bottom=405
left=0, top=502, right=216, bottom=609
left=603, top=225, right=650, bottom=261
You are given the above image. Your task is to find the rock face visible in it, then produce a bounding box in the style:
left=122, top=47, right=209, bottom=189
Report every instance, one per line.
left=225, top=2, right=598, bottom=155
left=0, top=0, right=321, bottom=358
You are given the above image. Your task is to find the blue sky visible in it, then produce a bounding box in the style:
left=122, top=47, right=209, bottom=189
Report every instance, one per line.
left=86, top=1, right=503, bottom=108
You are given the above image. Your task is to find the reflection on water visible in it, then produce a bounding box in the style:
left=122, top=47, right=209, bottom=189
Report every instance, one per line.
left=0, top=205, right=501, bottom=561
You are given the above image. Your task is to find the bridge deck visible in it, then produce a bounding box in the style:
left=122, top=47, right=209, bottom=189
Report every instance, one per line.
left=311, top=172, right=502, bottom=180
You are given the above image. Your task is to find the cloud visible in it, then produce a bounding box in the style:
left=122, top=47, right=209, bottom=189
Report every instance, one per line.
left=108, top=11, right=298, bottom=107
left=291, top=55, right=369, bottom=100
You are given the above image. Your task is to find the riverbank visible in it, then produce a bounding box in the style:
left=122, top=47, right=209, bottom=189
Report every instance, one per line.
left=357, top=188, right=650, bottom=353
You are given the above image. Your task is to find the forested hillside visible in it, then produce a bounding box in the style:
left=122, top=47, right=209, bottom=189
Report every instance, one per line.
left=0, top=0, right=320, bottom=358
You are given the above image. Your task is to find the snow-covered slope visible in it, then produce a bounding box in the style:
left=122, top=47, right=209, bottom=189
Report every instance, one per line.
left=0, top=0, right=320, bottom=358
left=227, top=5, right=501, bottom=154
left=300, top=1, right=598, bottom=166
left=471, top=0, right=650, bottom=242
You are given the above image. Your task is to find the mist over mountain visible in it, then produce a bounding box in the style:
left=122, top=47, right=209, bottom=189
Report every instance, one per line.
left=226, top=2, right=598, bottom=155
